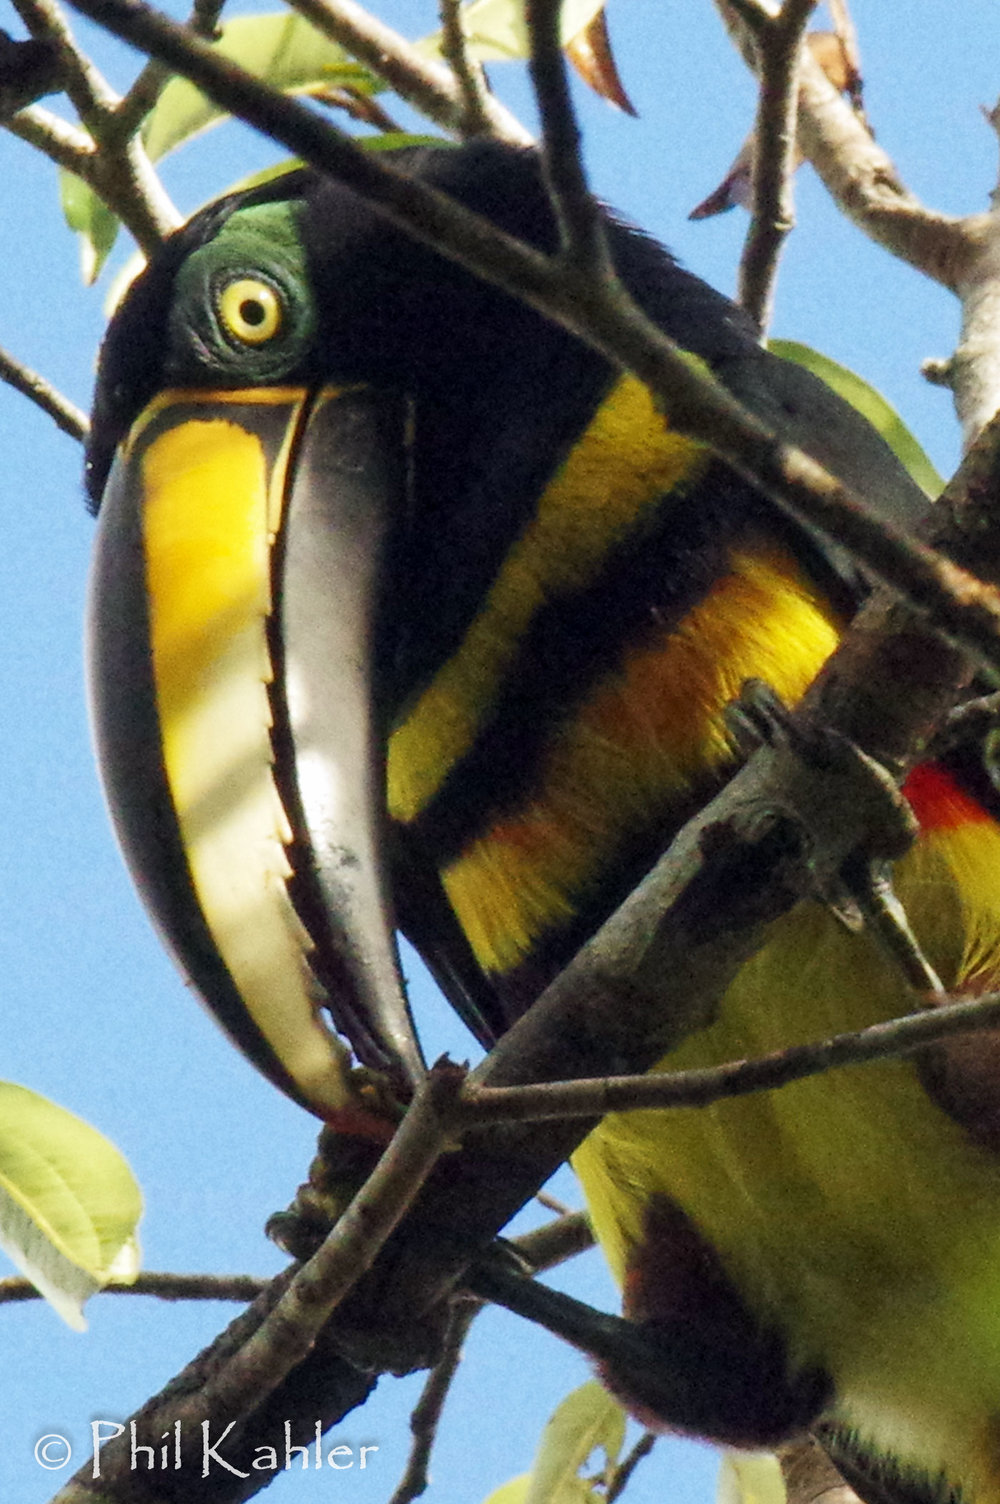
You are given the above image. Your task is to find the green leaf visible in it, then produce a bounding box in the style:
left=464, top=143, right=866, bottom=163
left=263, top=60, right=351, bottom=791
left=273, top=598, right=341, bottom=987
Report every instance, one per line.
left=419, top=0, right=607, bottom=64
left=769, top=339, right=944, bottom=500
left=59, top=170, right=122, bottom=286
left=0, top=1082, right=142, bottom=1329
left=526, top=1382, right=626, bottom=1504
left=143, top=12, right=376, bottom=162
left=358, top=132, right=451, bottom=152
left=716, top=1452, right=786, bottom=1504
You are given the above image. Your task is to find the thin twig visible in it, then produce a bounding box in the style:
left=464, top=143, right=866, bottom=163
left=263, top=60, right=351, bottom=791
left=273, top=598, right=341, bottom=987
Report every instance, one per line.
left=513, top=1211, right=594, bottom=1271
left=388, top=1298, right=479, bottom=1504
left=456, top=991, right=1000, bottom=1127
left=60, top=0, right=1000, bottom=683
left=437, top=0, right=493, bottom=139
left=284, top=0, right=531, bottom=144
left=738, top=0, right=820, bottom=332
left=606, top=1431, right=656, bottom=1504
left=0, top=1271, right=265, bottom=1305
left=112, top=0, right=227, bottom=142
left=525, top=0, right=608, bottom=274
left=0, top=341, right=89, bottom=440
left=535, top=1189, right=574, bottom=1217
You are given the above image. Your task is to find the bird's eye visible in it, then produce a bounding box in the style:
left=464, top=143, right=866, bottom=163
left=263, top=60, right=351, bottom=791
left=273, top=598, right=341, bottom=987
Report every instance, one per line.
left=217, top=278, right=283, bottom=345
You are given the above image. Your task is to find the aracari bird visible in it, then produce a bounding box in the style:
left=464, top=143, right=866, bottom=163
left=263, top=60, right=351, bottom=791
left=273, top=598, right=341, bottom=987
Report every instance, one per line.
left=86, top=141, right=1000, bottom=1504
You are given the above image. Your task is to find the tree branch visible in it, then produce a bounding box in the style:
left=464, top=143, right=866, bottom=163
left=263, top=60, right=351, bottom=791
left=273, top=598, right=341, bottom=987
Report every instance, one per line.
left=736, top=0, right=820, bottom=333
left=283, top=0, right=532, bottom=144
left=456, top=991, right=1000, bottom=1127
left=5, top=99, right=95, bottom=170
left=715, top=0, right=972, bottom=286
left=174, top=1066, right=462, bottom=1425
left=10, top=0, right=177, bottom=249
left=437, top=0, right=493, bottom=139
left=525, top=0, right=609, bottom=274
left=7, top=96, right=176, bottom=254
left=796, top=43, right=973, bottom=286
left=949, top=147, right=1000, bottom=445
left=0, top=1271, right=265, bottom=1305
left=606, top=1430, right=657, bottom=1504
left=0, top=340, right=89, bottom=440
left=791, top=25, right=1000, bottom=452
left=387, top=1297, right=478, bottom=1504
left=713, top=0, right=1000, bottom=449
left=56, top=0, right=1000, bottom=684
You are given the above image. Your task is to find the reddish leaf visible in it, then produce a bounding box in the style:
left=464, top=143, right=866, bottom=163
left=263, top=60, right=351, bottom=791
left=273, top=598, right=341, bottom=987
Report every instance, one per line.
left=565, top=9, right=637, bottom=117
left=689, top=136, right=754, bottom=220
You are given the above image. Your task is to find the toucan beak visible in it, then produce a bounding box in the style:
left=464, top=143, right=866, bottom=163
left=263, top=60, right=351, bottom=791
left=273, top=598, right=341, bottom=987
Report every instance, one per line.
left=87, top=383, right=425, bottom=1115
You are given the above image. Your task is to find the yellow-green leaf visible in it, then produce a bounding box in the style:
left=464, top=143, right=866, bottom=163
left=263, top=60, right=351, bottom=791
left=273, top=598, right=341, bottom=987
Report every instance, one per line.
left=717, top=1451, right=786, bottom=1504
left=0, top=1082, right=142, bottom=1329
left=482, top=1476, right=532, bottom=1504
left=526, top=1382, right=626, bottom=1504
left=770, top=339, right=943, bottom=500
left=419, top=0, right=607, bottom=64
left=143, top=12, right=376, bottom=161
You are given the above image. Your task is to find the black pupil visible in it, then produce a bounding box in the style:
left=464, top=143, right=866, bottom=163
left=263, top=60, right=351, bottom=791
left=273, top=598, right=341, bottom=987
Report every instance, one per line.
left=240, top=297, right=266, bottom=327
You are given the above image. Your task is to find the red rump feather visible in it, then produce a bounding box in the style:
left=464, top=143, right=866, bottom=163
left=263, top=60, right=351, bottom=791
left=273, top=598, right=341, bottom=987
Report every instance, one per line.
left=903, top=762, right=992, bottom=833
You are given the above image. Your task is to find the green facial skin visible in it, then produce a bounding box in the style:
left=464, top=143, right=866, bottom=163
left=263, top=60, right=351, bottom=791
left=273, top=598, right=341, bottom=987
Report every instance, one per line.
left=166, top=201, right=318, bottom=386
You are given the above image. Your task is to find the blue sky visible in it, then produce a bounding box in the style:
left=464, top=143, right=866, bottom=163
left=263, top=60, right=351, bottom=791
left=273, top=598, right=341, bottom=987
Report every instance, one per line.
left=0, top=2, right=996, bottom=1501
